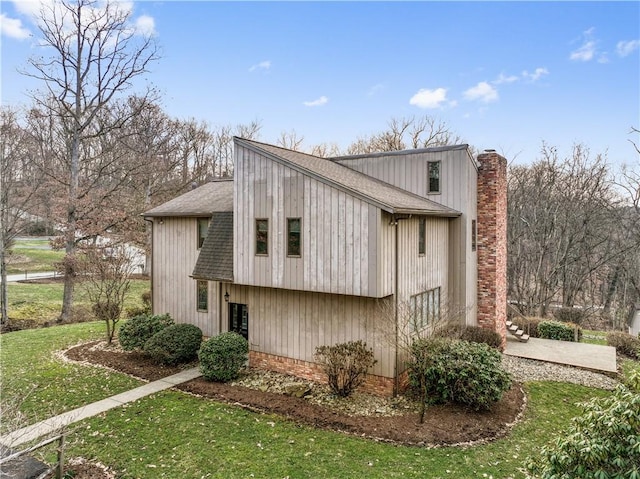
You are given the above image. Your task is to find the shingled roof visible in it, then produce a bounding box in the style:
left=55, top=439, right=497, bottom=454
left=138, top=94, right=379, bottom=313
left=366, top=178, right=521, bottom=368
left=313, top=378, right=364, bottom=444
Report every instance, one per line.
left=144, top=180, right=233, bottom=217
left=192, top=211, right=233, bottom=282
left=235, top=138, right=461, bottom=217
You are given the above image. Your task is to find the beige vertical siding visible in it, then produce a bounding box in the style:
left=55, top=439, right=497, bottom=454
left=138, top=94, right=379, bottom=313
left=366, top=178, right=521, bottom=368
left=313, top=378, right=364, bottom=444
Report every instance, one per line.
left=335, top=149, right=477, bottom=324
left=222, top=283, right=395, bottom=378
left=152, top=217, right=220, bottom=337
left=234, top=145, right=383, bottom=297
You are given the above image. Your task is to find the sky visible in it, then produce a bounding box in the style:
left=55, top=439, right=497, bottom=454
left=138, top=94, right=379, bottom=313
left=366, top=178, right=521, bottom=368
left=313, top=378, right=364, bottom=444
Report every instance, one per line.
left=1, top=1, right=639, bottom=166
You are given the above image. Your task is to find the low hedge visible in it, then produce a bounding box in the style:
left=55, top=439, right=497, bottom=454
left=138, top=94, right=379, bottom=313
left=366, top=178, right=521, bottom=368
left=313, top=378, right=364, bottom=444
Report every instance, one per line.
left=118, top=313, right=174, bottom=351
left=607, top=331, right=640, bottom=359
left=538, top=320, right=581, bottom=342
left=143, top=323, right=203, bottom=365
left=199, top=332, right=249, bottom=382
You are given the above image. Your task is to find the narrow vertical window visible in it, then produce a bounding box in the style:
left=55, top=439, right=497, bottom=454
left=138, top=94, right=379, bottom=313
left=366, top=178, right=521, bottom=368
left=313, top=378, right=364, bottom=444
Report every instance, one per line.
left=428, top=161, right=440, bottom=193
left=418, top=218, right=426, bottom=255
left=256, top=219, right=268, bottom=255
left=471, top=219, right=477, bottom=252
left=287, top=218, right=301, bottom=257
left=197, top=218, right=209, bottom=249
left=197, top=280, right=208, bottom=312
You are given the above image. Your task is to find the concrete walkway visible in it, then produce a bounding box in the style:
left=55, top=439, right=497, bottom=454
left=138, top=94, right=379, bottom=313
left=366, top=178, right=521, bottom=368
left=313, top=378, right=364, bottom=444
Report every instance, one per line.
left=2, top=271, right=58, bottom=283
left=504, top=336, right=617, bottom=374
left=0, top=368, right=202, bottom=448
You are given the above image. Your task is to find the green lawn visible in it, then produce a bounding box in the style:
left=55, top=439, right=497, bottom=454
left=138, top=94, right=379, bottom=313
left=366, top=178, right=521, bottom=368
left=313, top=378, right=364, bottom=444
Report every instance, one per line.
left=6, top=238, right=64, bottom=274
left=581, top=329, right=608, bottom=345
left=7, top=279, right=150, bottom=324
left=1, top=322, right=624, bottom=479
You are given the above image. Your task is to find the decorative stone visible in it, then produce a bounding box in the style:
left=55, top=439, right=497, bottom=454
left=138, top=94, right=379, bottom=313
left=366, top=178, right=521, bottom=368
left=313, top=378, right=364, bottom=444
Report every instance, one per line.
left=283, top=383, right=311, bottom=398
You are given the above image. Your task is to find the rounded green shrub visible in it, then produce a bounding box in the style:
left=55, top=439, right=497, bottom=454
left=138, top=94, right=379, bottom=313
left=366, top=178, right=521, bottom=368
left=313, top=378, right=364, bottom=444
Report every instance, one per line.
left=607, top=331, right=640, bottom=359
left=143, top=323, right=203, bottom=365
left=527, top=377, right=640, bottom=479
left=409, top=338, right=512, bottom=411
left=118, top=313, right=174, bottom=351
left=538, top=320, right=581, bottom=342
left=199, top=332, right=248, bottom=382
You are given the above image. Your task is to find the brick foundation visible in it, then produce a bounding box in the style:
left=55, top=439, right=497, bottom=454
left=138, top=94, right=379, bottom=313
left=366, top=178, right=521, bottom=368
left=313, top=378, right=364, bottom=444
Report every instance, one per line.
left=249, top=350, right=398, bottom=397
left=477, top=150, right=508, bottom=349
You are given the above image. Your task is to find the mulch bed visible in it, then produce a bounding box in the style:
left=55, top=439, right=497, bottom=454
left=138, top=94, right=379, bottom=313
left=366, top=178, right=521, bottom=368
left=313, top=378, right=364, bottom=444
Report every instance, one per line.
left=65, top=342, right=526, bottom=447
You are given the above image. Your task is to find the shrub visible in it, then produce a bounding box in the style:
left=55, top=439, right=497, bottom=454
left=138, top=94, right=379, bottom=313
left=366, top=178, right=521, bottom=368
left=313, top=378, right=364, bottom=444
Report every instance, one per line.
left=118, top=313, right=174, bottom=351
left=607, top=331, right=640, bottom=359
left=553, top=307, right=585, bottom=325
left=511, top=316, right=544, bottom=338
left=527, top=377, right=640, bottom=479
left=143, top=323, right=203, bottom=365
left=538, top=320, right=581, bottom=342
left=314, top=340, right=377, bottom=397
left=125, top=290, right=152, bottom=318
left=199, top=332, right=248, bottom=382
left=409, top=338, right=512, bottom=413
left=433, top=323, right=503, bottom=349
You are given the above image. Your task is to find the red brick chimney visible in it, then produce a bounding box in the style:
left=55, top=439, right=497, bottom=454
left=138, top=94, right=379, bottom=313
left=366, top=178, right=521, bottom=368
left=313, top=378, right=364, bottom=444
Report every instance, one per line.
left=477, top=150, right=507, bottom=348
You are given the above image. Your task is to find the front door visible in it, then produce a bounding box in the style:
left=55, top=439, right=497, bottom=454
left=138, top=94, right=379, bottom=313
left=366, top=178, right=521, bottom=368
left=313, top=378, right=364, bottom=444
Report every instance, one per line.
left=229, top=303, right=248, bottom=340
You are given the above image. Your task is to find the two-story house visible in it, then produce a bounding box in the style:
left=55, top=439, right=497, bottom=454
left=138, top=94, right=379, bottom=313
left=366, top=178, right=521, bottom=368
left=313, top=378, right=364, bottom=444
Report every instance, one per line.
left=144, top=138, right=507, bottom=395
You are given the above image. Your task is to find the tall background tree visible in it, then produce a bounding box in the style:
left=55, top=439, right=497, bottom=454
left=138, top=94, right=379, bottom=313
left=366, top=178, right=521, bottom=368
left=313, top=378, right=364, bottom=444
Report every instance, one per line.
left=23, top=0, right=159, bottom=321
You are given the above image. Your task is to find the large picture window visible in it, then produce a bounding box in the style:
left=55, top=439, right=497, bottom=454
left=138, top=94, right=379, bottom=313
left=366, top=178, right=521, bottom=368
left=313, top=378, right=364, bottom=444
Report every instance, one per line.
left=256, top=219, right=269, bottom=256
left=427, top=161, right=440, bottom=193
left=418, top=218, right=426, bottom=255
left=197, top=280, right=208, bottom=312
left=197, top=218, right=209, bottom=249
left=287, top=218, right=301, bottom=257
left=409, top=287, right=441, bottom=331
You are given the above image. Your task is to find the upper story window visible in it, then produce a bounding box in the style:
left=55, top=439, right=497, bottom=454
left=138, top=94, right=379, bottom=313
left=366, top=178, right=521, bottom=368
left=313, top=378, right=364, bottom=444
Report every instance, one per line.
left=287, top=218, right=301, bottom=257
left=428, top=161, right=441, bottom=194
left=256, top=218, right=269, bottom=256
left=418, top=218, right=426, bottom=255
left=197, top=218, right=210, bottom=249
left=471, top=219, right=477, bottom=252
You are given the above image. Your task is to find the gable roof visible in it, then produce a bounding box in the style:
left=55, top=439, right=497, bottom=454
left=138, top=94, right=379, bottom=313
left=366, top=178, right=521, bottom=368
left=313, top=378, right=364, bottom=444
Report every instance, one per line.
left=143, top=180, right=233, bottom=217
left=235, top=138, right=460, bottom=217
left=192, top=211, right=234, bottom=282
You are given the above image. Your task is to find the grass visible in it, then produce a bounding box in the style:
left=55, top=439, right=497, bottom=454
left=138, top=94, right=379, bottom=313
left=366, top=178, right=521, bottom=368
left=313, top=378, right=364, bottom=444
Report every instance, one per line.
left=581, top=329, right=608, bottom=345
left=2, top=323, right=628, bottom=479
left=6, top=238, right=64, bottom=274
left=7, top=279, right=150, bottom=324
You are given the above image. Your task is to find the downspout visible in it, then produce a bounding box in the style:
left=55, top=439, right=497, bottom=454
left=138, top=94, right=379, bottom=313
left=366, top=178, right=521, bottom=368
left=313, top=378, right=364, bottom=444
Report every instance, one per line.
left=143, top=217, right=154, bottom=313
left=393, top=216, right=399, bottom=396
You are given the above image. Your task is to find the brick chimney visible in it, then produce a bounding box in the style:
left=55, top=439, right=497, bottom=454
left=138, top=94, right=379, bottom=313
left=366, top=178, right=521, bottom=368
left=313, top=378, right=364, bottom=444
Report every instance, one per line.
left=476, top=150, right=507, bottom=348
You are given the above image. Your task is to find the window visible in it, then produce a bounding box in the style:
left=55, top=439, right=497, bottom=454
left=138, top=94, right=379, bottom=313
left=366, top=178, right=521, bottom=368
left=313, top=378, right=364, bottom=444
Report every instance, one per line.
left=255, top=219, right=268, bottom=255
left=427, top=161, right=440, bottom=193
left=418, top=218, right=426, bottom=255
left=409, top=288, right=441, bottom=331
left=471, top=219, right=477, bottom=252
left=287, top=218, right=301, bottom=257
left=197, top=280, right=208, bottom=312
left=197, top=218, right=209, bottom=249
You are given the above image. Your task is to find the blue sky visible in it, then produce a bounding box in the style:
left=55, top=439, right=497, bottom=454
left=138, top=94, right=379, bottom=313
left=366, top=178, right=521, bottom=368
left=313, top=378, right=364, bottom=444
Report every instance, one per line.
left=1, top=1, right=639, bottom=165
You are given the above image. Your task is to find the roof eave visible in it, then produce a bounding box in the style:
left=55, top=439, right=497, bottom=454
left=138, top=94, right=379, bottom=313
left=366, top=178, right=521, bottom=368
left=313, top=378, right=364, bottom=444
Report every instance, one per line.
left=393, top=208, right=461, bottom=217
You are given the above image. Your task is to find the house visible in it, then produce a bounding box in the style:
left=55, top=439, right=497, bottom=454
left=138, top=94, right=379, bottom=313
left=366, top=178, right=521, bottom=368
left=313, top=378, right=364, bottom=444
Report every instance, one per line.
left=144, top=138, right=507, bottom=395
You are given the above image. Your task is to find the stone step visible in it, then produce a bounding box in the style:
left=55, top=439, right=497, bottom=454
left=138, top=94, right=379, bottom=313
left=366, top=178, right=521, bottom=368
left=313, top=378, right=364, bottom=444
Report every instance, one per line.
left=519, top=334, right=530, bottom=342
left=506, top=320, right=513, bottom=328
left=508, top=324, right=519, bottom=333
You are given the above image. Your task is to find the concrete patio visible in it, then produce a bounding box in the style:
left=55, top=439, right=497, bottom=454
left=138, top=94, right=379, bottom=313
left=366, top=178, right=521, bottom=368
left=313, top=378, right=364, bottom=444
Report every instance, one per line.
left=504, top=336, right=617, bottom=374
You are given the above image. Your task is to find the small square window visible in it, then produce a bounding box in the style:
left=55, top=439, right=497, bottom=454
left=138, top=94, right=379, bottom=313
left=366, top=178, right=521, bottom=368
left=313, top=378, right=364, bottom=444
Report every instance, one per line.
left=256, top=219, right=268, bottom=256
left=197, top=218, right=209, bottom=249
left=197, top=280, right=208, bottom=312
left=418, top=218, right=426, bottom=255
left=428, top=161, right=440, bottom=193
left=287, top=218, right=301, bottom=257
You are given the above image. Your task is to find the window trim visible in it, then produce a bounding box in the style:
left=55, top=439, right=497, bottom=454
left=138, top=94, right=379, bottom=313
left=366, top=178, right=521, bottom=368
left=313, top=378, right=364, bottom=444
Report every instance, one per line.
left=196, top=280, right=208, bottom=312
left=286, top=217, right=302, bottom=257
left=427, top=160, right=441, bottom=194
left=418, top=217, right=426, bottom=256
left=197, top=218, right=210, bottom=249
left=255, top=218, right=269, bottom=256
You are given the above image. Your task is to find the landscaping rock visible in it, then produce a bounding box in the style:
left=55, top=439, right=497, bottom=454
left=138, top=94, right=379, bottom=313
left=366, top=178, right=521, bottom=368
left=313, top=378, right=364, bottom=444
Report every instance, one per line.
left=283, top=383, right=311, bottom=398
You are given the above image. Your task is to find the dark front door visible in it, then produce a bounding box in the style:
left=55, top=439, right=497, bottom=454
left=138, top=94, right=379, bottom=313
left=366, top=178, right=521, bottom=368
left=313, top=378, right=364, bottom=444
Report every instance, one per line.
left=229, top=303, right=248, bottom=340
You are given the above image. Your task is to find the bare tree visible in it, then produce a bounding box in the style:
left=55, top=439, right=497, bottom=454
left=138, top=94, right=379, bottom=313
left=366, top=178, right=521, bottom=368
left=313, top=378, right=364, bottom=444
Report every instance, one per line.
left=277, top=129, right=305, bottom=151
left=23, top=0, right=159, bottom=321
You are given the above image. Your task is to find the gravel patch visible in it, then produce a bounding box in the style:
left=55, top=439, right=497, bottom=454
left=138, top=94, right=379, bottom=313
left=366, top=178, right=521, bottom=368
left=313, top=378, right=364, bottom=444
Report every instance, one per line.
left=502, top=355, right=619, bottom=390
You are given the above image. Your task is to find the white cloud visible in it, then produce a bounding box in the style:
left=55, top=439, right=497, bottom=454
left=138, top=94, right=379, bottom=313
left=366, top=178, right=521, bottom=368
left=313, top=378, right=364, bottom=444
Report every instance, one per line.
left=0, top=13, right=31, bottom=39
left=493, top=73, right=519, bottom=85
left=367, top=83, right=384, bottom=96
left=249, top=60, right=271, bottom=72
left=616, top=39, right=640, bottom=57
left=409, top=88, right=448, bottom=109
left=303, top=96, right=328, bottom=107
left=463, top=82, right=498, bottom=103
left=135, top=15, right=155, bottom=36
left=570, top=28, right=597, bottom=61
left=522, top=67, right=549, bottom=82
